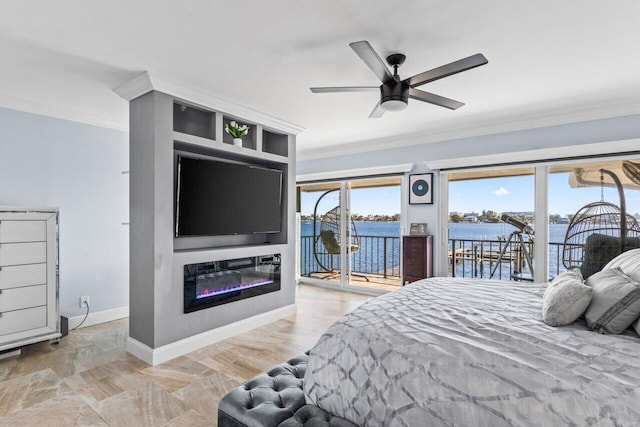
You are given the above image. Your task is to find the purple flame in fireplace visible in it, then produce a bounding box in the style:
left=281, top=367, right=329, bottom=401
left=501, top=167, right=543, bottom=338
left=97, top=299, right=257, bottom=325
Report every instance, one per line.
left=195, top=278, right=274, bottom=299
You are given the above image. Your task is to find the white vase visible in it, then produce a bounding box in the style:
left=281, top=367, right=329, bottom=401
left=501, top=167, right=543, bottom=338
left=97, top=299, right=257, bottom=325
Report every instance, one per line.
left=233, top=138, right=243, bottom=147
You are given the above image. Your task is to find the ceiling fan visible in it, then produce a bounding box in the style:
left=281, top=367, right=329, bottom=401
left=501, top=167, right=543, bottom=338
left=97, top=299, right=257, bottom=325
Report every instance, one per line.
left=310, top=41, right=488, bottom=118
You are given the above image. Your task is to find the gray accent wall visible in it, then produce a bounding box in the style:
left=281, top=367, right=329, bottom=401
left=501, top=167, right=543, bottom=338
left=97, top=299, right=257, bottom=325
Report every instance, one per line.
left=0, top=106, right=129, bottom=318
left=129, top=91, right=296, bottom=349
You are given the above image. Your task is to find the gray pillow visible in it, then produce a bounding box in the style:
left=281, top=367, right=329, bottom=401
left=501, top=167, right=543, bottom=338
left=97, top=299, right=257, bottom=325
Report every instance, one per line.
left=542, top=269, right=592, bottom=326
left=584, top=267, right=640, bottom=334
left=635, top=317, right=640, bottom=336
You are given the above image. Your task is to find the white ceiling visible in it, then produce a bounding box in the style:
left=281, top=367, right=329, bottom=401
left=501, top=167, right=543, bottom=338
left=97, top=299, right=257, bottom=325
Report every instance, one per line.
left=1, top=1, right=640, bottom=159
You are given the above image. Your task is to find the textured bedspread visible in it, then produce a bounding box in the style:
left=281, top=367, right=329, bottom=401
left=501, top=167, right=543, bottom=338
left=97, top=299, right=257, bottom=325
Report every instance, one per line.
left=304, top=277, right=640, bottom=426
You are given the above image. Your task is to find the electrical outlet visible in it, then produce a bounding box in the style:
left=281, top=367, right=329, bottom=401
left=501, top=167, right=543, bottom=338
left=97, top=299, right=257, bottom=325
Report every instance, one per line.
left=79, top=296, right=90, bottom=308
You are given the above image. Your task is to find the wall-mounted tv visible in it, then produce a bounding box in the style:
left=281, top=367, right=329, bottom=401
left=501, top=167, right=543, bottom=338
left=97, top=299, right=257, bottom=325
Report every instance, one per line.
left=175, top=155, right=283, bottom=237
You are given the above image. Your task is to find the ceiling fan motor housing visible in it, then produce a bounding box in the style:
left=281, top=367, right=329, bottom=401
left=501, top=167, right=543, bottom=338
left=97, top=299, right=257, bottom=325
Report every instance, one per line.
left=380, top=81, right=409, bottom=110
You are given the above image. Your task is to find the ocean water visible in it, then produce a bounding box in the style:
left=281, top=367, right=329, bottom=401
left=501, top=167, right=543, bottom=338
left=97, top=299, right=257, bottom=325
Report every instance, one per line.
left=300, top=221, right=399, bottom=237
left=299, top=221, right=570, bottom=280
left=449, top=223, right=569, bottom=243
left=301, top=221, right=568, bottom=242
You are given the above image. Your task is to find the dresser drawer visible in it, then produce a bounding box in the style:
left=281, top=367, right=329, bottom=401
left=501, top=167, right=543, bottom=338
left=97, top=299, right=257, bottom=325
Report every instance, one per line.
left=404, top=267, right=425, bottom=277
left=403, top=239, right=425, bottom=251
left=0, top=220, right=46, bottom=243
left=0, top=263, right=47, bottom=289
left=0, top=284, right=47, bottom=312
left=0, top=305, right=47, bottom=335
left=0, top=242, right=47, bottom=266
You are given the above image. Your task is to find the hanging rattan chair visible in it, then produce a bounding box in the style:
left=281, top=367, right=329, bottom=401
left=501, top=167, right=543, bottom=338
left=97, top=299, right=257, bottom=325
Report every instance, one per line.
left=309, top=189, right=368, bottom=281
left=563, top=169, right=640, bottom=278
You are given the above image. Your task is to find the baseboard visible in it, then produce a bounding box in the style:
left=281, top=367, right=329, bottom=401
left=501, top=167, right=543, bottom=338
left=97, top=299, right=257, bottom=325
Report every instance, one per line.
left=127, top=303, right=297, bottom=366
left=68, top=305, right=129, bottom=330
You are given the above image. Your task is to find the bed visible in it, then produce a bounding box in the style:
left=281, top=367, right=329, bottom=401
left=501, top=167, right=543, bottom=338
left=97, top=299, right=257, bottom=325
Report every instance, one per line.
left=304, top=277, right=640, bottom=426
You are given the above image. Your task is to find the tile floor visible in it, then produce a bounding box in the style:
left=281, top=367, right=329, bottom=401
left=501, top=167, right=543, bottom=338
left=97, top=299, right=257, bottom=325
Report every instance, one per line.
left=0, top=284, right=370, bottom=427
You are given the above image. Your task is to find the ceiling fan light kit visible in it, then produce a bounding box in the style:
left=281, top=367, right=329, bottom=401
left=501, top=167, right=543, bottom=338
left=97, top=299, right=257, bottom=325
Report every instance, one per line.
left=310, top=40, right=487, bottom=118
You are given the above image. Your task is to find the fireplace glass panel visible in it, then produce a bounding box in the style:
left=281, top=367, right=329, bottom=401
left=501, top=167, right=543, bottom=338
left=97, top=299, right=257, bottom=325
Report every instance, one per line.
left=184, top=254, right=281, bottom=313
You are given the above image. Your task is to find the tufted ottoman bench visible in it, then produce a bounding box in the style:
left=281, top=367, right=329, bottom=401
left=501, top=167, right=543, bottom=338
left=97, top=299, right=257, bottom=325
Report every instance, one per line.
left=218, top=353, right=357, bottom=427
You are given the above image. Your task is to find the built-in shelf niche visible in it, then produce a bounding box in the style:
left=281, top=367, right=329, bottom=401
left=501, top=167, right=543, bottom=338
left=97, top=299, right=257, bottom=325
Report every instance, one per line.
left=222, top=116, right=257, bottom=150
left=262, top=130, right=289, bottom=157
left=173, top=102, right=216, bottom=141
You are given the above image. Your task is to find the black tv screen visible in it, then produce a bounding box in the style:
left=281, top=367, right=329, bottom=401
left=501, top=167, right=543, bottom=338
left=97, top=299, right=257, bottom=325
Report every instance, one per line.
left=176, top=155, right=283, bottom=236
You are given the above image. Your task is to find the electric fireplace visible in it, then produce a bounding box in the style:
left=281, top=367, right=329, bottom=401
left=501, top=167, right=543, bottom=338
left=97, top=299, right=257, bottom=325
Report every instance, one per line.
left=183, top=254, right=281, bottom=313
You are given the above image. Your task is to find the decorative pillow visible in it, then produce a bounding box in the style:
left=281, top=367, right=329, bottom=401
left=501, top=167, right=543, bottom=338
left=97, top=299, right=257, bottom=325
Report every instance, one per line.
left=542, top=269, right=592, bottom=327
left=635, top=317, right=640, bottom=336
left=584, top=267, right=640, bottom=334
left=603, top=248, right=640, bottom=282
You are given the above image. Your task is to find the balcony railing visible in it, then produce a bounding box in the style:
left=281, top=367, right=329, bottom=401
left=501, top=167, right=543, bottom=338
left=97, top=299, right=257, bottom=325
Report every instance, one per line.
left=300, top=235, right=400, bottom=279
left=448, top=238, right=568, bottom=281
left=301, top=235, right=572, bottom=283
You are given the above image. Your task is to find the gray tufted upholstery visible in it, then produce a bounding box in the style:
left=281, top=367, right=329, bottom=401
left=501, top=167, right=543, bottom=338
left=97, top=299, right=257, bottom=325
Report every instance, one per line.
left=279, top=405, right=358, bottom=427
left=218, top=353, right=356, bottom=427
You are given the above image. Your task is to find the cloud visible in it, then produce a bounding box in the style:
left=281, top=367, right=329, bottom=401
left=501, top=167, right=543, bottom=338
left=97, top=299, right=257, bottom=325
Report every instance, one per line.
left=492, top=187, right=510, bottom=196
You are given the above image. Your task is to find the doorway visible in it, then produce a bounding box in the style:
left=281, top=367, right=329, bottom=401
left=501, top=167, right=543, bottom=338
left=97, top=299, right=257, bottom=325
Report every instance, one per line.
left=298, top=177, right=402, bottom=292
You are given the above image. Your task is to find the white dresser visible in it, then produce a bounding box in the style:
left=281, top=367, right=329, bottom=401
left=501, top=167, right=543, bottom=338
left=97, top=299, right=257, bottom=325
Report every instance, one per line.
left=0, top=207, right=60, bottom=352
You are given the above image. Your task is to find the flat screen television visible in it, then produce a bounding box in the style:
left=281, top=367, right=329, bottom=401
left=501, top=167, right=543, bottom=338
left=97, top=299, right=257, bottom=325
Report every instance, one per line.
left=175, top=155, right=283, bottom=237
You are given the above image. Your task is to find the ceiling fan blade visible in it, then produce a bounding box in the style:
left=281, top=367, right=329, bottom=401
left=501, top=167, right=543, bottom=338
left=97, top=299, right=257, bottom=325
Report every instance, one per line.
left=369, top=101, right=385, bottom=118
left=349, top=41, right=395, bottom=84
left=409, top=88, right=465, bottom=110
left=406, top=53, right=488, bottom=88
left=310, top=86, right=379, bottom=93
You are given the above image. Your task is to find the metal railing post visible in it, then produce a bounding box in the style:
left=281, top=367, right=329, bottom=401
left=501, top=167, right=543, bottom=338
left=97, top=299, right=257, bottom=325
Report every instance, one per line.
left=383, top=237, right=388, bottom=278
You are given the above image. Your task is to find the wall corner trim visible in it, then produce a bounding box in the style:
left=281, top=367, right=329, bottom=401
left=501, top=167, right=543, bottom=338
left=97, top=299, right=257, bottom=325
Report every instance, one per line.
left=126, top=304, right=297, bottom=366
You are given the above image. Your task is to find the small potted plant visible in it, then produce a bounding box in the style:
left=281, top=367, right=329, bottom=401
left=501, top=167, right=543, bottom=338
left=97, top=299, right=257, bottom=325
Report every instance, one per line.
left=225, top=121, right=249, bottom=147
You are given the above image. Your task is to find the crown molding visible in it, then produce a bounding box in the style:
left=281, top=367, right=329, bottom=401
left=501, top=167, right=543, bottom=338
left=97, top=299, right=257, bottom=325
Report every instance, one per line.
left=0, top=94, right=128, bottom=132
left=113, top=72, right=154, bottom=102
left=296, top=99, right=640, bottom=161
left=114, top=71, right=305, bottom=135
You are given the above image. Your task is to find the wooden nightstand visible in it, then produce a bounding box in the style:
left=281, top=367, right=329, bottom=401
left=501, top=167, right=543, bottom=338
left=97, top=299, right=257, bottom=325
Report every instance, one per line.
left=402, top=235, right=433, bottom=285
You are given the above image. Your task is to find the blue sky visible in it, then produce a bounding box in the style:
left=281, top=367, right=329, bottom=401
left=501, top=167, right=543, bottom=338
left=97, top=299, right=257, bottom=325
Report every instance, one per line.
left=451, top=173, right=640, bottom=216
left=301, top=187, right=401, bottom=216
left=300, top=173, right=640, bottom=217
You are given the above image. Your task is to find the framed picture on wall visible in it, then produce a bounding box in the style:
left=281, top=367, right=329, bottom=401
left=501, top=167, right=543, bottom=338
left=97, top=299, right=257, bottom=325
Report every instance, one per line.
left=409, top=223, right=428, bottom=235
left=409, top=173, right=433, bottom=204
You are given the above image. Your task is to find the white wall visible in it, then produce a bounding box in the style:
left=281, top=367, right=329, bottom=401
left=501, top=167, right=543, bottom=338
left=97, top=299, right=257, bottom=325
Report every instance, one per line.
left=0, top=107, right=129, bottom=317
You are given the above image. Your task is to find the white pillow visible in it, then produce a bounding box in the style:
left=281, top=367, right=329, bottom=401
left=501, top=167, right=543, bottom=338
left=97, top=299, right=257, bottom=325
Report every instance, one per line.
left=542, top=269, right=593, bottom=327
left=604, top=248, right=640, bottom=282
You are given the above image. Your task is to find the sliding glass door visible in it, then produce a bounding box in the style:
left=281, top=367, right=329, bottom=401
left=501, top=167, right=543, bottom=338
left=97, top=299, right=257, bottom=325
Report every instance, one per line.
left=298, top=177, right=402, bottom=292
left=447, top=167, right=535, bottom=281
left=299, top=182, right=344, bottom=284
left=443, top=155, right=640, bottom=283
